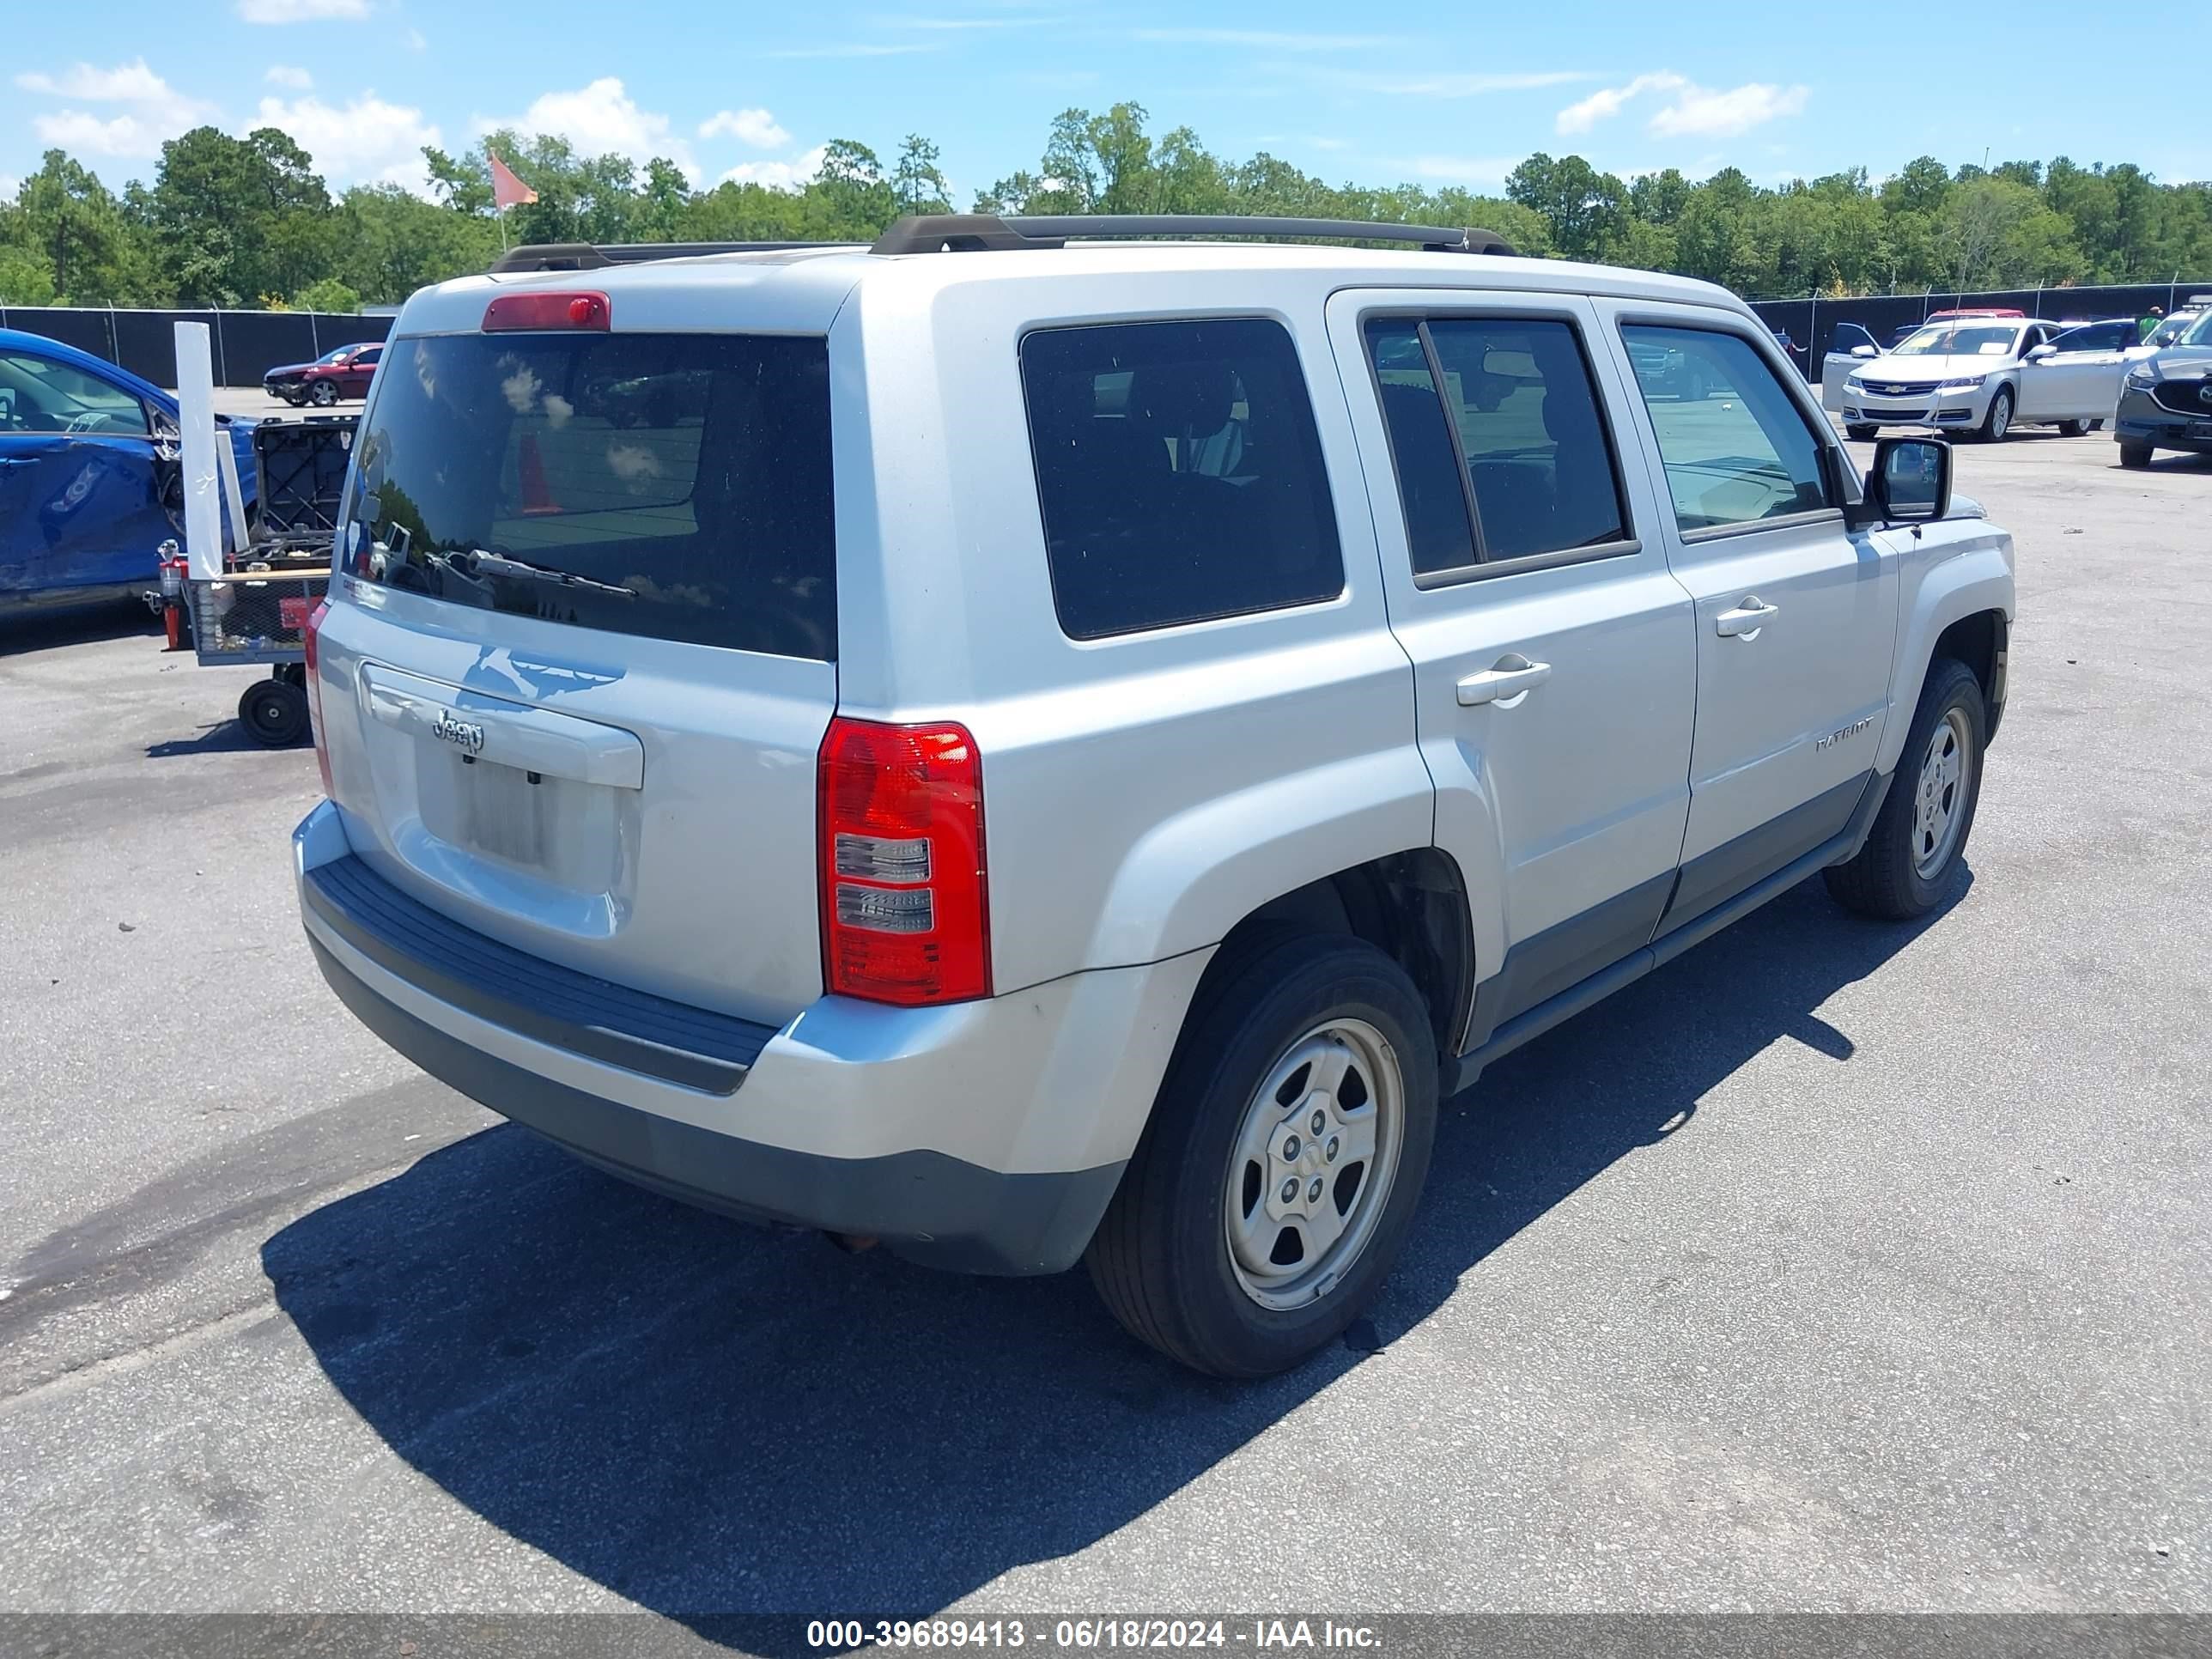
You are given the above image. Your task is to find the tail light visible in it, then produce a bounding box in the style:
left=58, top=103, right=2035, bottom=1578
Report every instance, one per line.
left=303, top=598, right=333, bottom=797
left=818, top=718, right=990, bottom=1006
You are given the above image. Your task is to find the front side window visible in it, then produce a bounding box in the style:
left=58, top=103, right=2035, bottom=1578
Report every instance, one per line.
left=1364, top=316, right=1630, bottom=573
left=342, top=331, right=836, bottom=659
left=0, top=352, right=150, bottom=437
left=1620, top=325, right=1831, bottom=532
left=1020, top=318, right=1343, bottom=640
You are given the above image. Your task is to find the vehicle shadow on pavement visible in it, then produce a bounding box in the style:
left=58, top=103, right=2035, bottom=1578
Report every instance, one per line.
left=0, top=601, right=159, bottom=659
left=263, top=867, right=1967, bottom=1638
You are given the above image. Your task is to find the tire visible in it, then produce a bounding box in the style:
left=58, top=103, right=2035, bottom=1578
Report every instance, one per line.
left=1845, top=423, right=1879, bottom=442
left=2057, top=419, right=2090, bottom=437
left=1823, top=658, right=1985, bottom=921
left=1085, top=934, right=1439, bottom=1378
left=308, top=380, right=338, bottom=408
left=239, top=677, right=310, bottom=747
left=1977, top=386, right=2014, bottom=442
left=2088, top=419, right=2106, bottom=432
left=2118, top=443, right=2153, bottom=470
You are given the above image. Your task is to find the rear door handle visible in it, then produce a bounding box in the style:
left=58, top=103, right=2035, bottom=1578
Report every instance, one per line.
left=1716, top=598, right=1778, bottom=639
left=1456, top=659, right=1552, bottom=708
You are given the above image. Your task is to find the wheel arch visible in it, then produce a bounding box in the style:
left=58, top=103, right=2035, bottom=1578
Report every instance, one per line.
left=1203, top=849, right=1476, bottom=1065
left=1881, top=545, right=2013, bottom=775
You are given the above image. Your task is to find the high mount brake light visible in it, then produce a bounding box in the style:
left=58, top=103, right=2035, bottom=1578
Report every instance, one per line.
left=482, top=290, right=611, bottom=331
left=817, top=719, right=990, bottom=1006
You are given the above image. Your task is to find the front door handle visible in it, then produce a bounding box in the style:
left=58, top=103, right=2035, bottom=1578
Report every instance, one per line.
left=1716, top=597, right=1778, bottom=639
left=1457, top=658, right=1552, bottom=708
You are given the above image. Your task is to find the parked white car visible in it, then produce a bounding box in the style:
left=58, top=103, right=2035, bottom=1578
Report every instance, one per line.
left=1832, top=317, right=2133, bottom=441
left=295, top=216, right=2014, bottom=1376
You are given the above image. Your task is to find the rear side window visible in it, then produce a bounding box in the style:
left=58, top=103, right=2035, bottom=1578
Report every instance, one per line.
left=1020, top=319, right=1344, bottom=640
left=1620, top=325, right=1830, bottom=532
left=1364, top=316, right=1629, bottom=573
left=342, top=332, right=835, bottom=659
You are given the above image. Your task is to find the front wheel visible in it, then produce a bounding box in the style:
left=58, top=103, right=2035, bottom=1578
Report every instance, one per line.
left=1824, top=658, right=1985, bottom=921
left=1978, top=386, right=2014, bottom=442
left=1086, top=935, right=1438, bottom=1378
left=2118, top=443, right=2153, bottom=470
left=1845, top=423, right=1879, bottom=442
left=308, top=380, right=339, bottom=408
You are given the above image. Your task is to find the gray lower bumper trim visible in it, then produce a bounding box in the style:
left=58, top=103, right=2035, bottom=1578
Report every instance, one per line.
left=310, top=938, right=1123, bottom=1276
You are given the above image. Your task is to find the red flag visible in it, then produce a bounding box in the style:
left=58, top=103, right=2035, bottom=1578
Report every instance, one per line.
left=489, top=151, right=538, bottom=210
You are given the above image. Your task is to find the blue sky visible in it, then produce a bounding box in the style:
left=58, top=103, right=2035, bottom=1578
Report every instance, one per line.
left=6, top=0, right=2207, bottom=204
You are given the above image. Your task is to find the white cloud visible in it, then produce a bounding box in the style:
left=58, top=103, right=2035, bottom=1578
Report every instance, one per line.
left=721, top=145, right=829, bottom=191
left=237, top=0, right=370, bottom=21
left=1134, top=27, right=1403, bottom=49
left=1651, top=81, right=1808, bottom=137
left=1322, top=69, right=1596, bottom=97
left=404, top=27, right=427, bottom=49
left=1556, top=70, right=1808, bottom=138
left=478, top=77, right=698, bottom=182
left=0, top=174, right=20, bottom=200
left=252, top=92, right=441, bottom=189
left=1557, top=72, right=1685, bottom=133
left=890, top=13, right=1050, bottom=26
left=766, top=42, right=939, bottom=58
left=264, top=64, right=314, bottom=88
left=15, top=58, right=216, bottom=157
left=698, top=106, right=790, bottom=149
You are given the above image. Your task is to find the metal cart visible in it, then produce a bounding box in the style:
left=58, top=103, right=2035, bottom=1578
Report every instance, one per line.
left=150, top=414, right=354, bottom=747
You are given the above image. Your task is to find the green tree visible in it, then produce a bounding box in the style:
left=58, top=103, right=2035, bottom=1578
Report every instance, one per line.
left=891, top=135, right=952, bottom=216
left=151, top=125, right=334, bottom=306
left=1505, top=154, right=1628, bottom=262
left=292, top=275, right=362, bottom=313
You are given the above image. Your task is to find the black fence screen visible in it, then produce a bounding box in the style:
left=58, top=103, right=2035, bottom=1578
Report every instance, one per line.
left=0, top=307, right=395, bottom=388
left=1751, top=281, right=2212, bottom=366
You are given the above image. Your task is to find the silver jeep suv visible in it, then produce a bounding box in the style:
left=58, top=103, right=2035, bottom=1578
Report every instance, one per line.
left=296, top=214, right=2014, bottom=1376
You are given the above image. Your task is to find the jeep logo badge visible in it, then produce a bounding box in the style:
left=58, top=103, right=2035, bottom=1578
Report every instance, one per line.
left=432, top=708, right=486, bottom=755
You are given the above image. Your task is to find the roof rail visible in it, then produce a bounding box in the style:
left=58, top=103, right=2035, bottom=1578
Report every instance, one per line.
left=488, top=240, right=829, bottom=274
left=868, top=213, right=1520, bottom=257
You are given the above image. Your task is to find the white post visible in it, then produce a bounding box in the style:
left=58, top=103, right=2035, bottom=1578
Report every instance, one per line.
left=174, top=322, right=224, bottom=582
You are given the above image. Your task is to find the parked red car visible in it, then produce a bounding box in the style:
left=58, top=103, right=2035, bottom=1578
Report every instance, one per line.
left=263, top=342, right=383, bottom=407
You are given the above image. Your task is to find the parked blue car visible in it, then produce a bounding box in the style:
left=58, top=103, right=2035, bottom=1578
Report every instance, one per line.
left=0, top=327, right=260, bottom=612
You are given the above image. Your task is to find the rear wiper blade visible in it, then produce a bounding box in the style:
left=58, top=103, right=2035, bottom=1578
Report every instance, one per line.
left=463, top=550, right=637, bottom=601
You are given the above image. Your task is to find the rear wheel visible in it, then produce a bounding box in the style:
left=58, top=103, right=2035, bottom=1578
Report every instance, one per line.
left=2057, top=418, right=2090, bottom=437
left=1086, top=935, right=1438, bottom=1378
left=1978, top=386, right=2014, bottom=442
left=1824, top=658, right=1985, bottom=921
left=239, top=676, right=309, bottom=747
left=1845, top=423, right=1879, bottom=442
left=2118, top=443, right=2153, bottom=470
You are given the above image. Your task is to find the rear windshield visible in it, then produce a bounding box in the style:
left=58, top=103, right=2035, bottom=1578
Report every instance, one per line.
left=340, top=331, right=835, bottom=659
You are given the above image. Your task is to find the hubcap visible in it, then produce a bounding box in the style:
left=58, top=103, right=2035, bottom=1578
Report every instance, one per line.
left=1989, top=392, right=2010, bottom=438
left=1912, top=708, right=1972, bottom=879
left=1223, top=1019, right=1403, bottom=1310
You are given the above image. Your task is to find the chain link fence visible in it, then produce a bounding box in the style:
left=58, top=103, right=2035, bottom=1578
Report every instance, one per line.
left=0, top=305, right=394, bottom=388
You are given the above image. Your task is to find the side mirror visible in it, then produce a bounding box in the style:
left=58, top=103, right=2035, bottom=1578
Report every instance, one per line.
left=2027, top=343, right=2057, bottom=362
left=1848, top=436, right=1951, bottom=528
left=1850, top=343, right=1877, bottom=359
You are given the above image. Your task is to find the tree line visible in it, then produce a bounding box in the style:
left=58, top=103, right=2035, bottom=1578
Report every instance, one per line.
left=3, top=103, right=2207, bottom=313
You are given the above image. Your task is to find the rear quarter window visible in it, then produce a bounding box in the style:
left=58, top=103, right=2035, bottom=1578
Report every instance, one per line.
left=1019, top=318, right=1344, bottom=640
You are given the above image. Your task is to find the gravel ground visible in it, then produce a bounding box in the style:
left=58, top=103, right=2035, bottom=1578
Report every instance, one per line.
left=0, top=428, right=2205, bottom=1635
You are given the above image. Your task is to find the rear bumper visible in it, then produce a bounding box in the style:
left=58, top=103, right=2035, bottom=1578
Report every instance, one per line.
left=295, top=802, right=1202, bottom=1274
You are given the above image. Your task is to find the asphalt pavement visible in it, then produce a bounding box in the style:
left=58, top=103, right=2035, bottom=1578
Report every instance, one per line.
left=0, top=428, right=2205, bottom=1632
